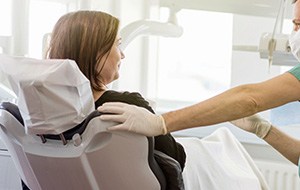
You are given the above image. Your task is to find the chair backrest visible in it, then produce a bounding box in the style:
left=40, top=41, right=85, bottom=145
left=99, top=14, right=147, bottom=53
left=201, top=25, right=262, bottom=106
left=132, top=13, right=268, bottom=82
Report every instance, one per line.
left=0, top=102, right=166, bottom=190
left=0, top=55, right=166, bottom=190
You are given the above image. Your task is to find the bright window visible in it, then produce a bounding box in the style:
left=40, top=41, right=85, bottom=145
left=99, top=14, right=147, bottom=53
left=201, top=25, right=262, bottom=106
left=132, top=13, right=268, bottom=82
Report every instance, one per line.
left=28, top=0, right=67, bottom=58
left=0, top=0, right=12, bottom=36
left=152, top=9, right=300, bottom=132
left=154, top=9, right=232, bottom=110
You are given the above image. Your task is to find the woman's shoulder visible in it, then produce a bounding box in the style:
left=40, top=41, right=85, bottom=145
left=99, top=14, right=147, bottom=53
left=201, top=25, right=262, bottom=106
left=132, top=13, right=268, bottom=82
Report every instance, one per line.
left=105, top=90, right=143, bottom=98
left=95, top=90, right=154, bottom=113
left=102, top=90, right=145, bottom=102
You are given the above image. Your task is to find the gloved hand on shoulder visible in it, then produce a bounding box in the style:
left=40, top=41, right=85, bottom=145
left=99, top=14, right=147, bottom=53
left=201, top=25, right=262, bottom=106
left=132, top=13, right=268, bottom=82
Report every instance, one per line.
left=230, top=114, right=272, bottom=138
left=97, top=102, right=167, bottom=136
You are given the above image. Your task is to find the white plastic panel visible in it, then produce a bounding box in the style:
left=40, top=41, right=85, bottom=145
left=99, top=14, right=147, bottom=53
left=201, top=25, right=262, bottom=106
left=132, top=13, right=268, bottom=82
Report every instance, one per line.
left=160, top=0, right=293, bottom=18
left=0, top=149, right=22, bottom=190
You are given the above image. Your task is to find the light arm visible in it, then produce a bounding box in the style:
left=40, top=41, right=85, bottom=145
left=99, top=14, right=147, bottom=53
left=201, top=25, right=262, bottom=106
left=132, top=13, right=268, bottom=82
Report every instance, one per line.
left=264, top=126, right=300, bottom=165
left=120, top=20, right=183, bottom=51
left=163, top=72, right=300, bottom=132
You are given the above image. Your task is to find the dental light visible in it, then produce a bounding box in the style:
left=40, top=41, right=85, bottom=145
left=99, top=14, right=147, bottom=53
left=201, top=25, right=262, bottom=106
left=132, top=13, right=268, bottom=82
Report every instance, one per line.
left=259, top=32, right=297, bottom=66
left=258, top=0, right=298, bottom=66
left=119, top=9, right=183, bottom=51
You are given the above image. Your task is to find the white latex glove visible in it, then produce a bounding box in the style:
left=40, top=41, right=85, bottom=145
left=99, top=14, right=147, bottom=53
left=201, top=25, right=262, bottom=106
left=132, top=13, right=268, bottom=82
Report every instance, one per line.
left=230, top=114, right=272, bottom=138
left=97, top=102, right=167, bottom=136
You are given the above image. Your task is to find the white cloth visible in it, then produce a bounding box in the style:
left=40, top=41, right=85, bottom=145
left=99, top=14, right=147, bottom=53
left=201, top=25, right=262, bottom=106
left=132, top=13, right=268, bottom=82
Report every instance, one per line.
left=176, top=127, right=269, bottom=190
left=0, top=55, right=94, bottom=135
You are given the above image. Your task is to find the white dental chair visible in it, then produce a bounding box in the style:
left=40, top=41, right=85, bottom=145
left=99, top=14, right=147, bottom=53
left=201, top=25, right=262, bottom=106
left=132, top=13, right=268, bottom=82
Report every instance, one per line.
left=0, top=55, right=168, bottom=190
left=0, top=102, right=167, bottom=190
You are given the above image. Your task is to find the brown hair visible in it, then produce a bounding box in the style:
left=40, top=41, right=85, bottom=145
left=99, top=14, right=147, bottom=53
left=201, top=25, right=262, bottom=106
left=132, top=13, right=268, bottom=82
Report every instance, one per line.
left=293, top=0, right=297, bottom=3
left=48, top=11, right=119, bottom=91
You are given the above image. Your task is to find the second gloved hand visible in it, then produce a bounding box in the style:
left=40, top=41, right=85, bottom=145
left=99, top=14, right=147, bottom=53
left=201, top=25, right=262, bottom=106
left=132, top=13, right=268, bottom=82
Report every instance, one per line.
left=97, top=102, right=167, bottom=136
left=230, top=114, right=272, bottom=138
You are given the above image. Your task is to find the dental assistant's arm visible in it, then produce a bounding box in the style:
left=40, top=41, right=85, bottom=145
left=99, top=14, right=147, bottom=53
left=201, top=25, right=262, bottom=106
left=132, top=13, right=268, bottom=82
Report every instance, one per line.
left=264, top=126, right=300, bottom=165
left=232, top=114, right=300, bottom=165
left=163, top=72, right=300, bottom=133
left=98, top=72, right=300, bottom=136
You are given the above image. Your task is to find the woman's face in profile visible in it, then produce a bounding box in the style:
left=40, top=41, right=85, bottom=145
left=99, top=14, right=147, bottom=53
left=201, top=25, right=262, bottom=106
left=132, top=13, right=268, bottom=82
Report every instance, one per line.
left=99, top=36, right=125, bottom=85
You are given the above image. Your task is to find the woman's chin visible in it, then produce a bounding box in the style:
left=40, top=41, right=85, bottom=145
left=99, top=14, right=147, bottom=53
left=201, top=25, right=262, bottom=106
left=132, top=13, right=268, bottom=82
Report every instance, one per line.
left=114, top=74, right=119, bottom=80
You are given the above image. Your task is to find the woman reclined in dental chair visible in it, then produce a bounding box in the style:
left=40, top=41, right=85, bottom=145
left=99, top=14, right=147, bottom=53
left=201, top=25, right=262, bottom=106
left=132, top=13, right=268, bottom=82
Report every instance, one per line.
left=0, top=10, right=269, bottom=190
left=48, top=10, right=186, bottom=190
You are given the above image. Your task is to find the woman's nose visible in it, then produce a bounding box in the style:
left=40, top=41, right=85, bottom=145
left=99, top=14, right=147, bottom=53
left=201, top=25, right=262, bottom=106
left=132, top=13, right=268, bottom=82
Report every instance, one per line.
left=121, top=51, right=125, bottom=59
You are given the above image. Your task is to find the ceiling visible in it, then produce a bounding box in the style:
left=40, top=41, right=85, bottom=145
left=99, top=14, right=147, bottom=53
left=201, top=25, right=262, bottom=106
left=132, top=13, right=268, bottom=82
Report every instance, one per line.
left=160, top=0, right=294, bottom=18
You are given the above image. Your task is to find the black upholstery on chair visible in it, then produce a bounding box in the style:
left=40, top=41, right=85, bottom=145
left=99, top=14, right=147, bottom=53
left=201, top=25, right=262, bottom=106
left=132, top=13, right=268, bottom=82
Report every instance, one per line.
left=0, top=102, right=167, bottom=190
left=44, top=110, right=101, bottom=140
left=0, top=102, right=24, bottom=126
left=147, top=136, right=167, bottom=190
left=21, top=180, right=30, bottom=190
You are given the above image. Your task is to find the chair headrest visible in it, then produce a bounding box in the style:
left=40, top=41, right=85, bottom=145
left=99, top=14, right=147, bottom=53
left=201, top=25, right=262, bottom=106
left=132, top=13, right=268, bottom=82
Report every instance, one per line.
left=0, top=55, right=94, bottom=135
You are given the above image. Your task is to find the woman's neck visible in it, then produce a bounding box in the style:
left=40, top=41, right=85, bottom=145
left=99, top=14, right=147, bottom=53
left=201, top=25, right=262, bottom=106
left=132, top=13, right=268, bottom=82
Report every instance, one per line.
left=93, top=89, right=106, bottom=102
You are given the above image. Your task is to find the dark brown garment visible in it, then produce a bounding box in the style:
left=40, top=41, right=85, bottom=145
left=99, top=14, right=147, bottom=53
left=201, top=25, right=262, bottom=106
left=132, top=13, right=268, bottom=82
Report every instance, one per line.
left=95, top=90, right=186, bottom=170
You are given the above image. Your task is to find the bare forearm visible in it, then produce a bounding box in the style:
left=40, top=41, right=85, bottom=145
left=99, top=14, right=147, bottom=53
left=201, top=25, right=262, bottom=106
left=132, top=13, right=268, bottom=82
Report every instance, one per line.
left=163, top=85, right=261, bottom=132
left=163, top=73, right=300, bottom=133
left=264, top=126, right=300, bottom=165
